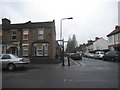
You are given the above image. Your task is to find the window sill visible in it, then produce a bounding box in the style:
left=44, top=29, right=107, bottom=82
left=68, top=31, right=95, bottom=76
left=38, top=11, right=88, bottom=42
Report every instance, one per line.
left=11, top=39, right=17, bottom=41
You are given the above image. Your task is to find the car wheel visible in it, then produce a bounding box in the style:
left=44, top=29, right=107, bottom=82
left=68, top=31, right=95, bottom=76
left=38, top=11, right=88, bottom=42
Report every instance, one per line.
left=7, top=64, right=16, bottom=71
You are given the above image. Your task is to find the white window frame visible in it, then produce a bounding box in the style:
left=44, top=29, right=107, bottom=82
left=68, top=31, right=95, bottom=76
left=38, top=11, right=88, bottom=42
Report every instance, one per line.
left=44, top=45, right=48, bottom=56
left=2, top=45, right=6, bottom=54
left=22, top=44, right=29, bottom=56
left=118, top=33, right=120, bottom=42
left=36, top=44, right=49, bottom=56
left=23, top=29, right=29, bottom=40
left=36, top=45, right=43, bottom=56
left=115, top=33, right=118, bottom=42
left=38, top=29, right=44, bottom=39
left=108, top=35, right=114, bottom=45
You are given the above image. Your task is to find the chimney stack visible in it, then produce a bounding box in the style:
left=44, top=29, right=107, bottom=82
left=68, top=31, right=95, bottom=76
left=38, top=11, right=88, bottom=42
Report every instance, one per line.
left=115, top=25, right=119, bottom=30
left=2, top=18, right=11, bottom=25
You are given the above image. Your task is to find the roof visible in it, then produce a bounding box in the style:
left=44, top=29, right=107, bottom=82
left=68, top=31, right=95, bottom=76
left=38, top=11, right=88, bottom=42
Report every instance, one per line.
left=2, top=19, right=55, bottom=30
left=107, top=26, right=120, bottom=37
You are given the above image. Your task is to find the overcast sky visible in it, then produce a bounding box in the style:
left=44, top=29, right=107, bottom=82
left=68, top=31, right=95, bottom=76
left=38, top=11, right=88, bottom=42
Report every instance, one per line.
left=0, top=0, right=119, bottom=45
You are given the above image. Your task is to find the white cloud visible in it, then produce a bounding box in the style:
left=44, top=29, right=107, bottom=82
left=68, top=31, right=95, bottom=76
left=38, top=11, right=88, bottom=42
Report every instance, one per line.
left=0, top=0, right=119, bottom=44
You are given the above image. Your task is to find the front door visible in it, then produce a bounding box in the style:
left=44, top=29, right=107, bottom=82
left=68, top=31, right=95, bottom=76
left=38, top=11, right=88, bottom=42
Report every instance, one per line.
left=8, top=47, right=18, bottom=55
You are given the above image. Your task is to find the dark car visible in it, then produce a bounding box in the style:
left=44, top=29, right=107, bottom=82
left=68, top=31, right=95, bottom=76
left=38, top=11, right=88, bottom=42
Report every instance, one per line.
left=103, top=50, right=120, bottom=62
left=71, top=53, right=82, bottom=60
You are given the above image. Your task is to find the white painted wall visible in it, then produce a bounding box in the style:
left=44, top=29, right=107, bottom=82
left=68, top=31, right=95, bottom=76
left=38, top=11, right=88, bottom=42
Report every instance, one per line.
left=93, top=38, right=108, bottom=50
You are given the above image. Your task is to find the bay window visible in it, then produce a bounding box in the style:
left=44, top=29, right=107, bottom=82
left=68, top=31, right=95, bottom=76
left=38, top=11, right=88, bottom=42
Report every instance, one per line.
left=44, top=45, right=48, bottom=56
left=36, top=45, right=43, bottom=56
left=36, top=44, right=49, bottom=56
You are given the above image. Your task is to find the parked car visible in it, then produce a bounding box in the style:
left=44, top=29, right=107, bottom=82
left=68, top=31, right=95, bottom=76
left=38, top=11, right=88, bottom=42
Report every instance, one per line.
left=103, top=51, right=120, bottom=62
left=88, top=53, right=95, bottom=58
left=71, top=53, right=82, bottom=60
left=83, top=52, right=90, bottom=57
left=85, top=53, right=91, bottom=57
left=0, top=54, right=30, bottom=71
left=94, top=51, right=105, bottom=59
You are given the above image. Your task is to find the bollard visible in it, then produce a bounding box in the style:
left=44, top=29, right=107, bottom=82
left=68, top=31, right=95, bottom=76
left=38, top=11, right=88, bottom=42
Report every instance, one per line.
left=68, top=56, right=70, bottom=66
left=62, top=58, right=65, bottom=66
left=62, top=52, right=65, bottom=66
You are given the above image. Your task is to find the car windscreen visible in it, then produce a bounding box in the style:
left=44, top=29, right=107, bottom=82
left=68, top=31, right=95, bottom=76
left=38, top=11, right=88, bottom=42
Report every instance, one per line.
left=100, top=52, right=105, bottom=54
left=105, top=51, right=113, bottom=56
left=13, top=55, right=21, bottom=58
left=106, top=51, right=119, bottom=56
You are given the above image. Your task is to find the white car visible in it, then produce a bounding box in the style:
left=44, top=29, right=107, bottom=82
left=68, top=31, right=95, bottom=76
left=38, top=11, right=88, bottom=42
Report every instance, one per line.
left=88, top=53, right=95, bottom=58
left=0, top=54, right=30, bottom=71
left=94, top=51, right=105, bottom=59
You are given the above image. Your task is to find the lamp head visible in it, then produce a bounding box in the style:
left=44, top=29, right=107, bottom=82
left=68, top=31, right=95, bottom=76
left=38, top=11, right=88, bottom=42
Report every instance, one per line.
left=68, top=17, right=73, bottom=19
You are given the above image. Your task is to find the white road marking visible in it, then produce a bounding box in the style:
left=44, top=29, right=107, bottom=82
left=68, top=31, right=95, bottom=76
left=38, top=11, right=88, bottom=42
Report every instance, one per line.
left=64, top=79, right=66, bottom=81
left=27, top=69, right=39, bottom=72
left=79, top=62, right=86, bottom=67
left=70, top=59, right=81, bottom=66
left=64, top=79, right=72, bottom=82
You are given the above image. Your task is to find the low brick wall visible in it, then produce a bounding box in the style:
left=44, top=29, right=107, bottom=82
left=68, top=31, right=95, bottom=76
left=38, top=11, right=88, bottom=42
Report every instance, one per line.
left=30, top=56, right=61, bottom=64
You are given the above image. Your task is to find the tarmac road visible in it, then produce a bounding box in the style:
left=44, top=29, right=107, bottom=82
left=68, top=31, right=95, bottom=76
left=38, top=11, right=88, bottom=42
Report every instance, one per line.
left=2, top=57, right=119, bottom=88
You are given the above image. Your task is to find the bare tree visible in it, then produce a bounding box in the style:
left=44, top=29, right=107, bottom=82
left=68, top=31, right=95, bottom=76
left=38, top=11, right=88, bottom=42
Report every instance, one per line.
left=66, top=34, right=78, bottom=53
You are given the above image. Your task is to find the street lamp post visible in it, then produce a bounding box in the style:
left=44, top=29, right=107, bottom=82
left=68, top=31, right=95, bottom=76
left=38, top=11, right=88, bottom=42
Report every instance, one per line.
left=60, top=17, right=73, bottom=40
left=60, top=17, right=73, bottom=66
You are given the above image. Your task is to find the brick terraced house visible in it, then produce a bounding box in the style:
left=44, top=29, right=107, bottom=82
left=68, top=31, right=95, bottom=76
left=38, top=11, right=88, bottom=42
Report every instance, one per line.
left=2, top=18, right=57, bottom=62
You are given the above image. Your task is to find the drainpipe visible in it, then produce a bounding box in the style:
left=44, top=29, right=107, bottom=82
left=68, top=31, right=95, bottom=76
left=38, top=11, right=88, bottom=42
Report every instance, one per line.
left=19, top=28, right=23, bottom=57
